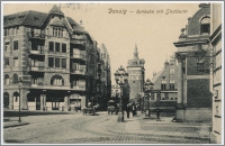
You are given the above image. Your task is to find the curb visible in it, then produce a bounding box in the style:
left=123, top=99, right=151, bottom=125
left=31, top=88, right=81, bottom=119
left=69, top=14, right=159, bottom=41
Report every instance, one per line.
left=107, top=126, right=210, bottom=141
left=4, top=122, right=29, bottom=129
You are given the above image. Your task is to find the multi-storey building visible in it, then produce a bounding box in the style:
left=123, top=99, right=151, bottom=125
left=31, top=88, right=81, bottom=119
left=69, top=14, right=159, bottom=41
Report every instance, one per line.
left=209, top=3, right=222, bottom=144
left=173, top=3, right=212, bottom=121
left=152, top=55, right=178, bottom=101
left=97, top=44, right=111, bottom=110
left=127, top=45, right=145, bottom=100
left=3, top=5, right=103, bottom=111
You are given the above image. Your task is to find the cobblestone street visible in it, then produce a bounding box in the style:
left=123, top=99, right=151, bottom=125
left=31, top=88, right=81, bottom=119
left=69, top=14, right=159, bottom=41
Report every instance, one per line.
left=3, top=112, right=210, bottom=144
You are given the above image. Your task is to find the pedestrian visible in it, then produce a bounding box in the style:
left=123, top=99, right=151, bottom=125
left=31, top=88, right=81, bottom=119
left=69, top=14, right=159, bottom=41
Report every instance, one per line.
left=126, top=105, right=130, bottom=119
left=132, top=104, right=136, bottom=117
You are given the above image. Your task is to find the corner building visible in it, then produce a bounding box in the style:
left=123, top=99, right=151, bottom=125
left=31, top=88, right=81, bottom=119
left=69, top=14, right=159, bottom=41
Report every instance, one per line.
left=127, top=45, right=145, bottom=100
left=173, top=4, right=212, bottom=121
left=3, top=5, right=101, bottom=111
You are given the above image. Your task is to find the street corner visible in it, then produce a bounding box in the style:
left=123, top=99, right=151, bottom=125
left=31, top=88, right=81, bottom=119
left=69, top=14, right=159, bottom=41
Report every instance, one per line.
left=4, top=121, right=29, bottom=129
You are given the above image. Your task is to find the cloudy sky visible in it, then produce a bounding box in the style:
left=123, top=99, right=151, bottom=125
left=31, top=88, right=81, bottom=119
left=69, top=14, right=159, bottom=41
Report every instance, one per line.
left=3, top=2, right=201, bottom=84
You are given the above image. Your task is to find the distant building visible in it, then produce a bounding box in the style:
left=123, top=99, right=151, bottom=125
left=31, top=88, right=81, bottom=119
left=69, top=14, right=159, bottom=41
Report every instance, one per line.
left=3, top=5, right=104, bottom=111
left=152, top=55, right=178, bottom=101
left=98, top=44, right=111, bottom=110
left=209, top=3, right=222, bottom=144
left=173, top=3, right=212, bottom=121
left=127, top=45, right=145, bottom=100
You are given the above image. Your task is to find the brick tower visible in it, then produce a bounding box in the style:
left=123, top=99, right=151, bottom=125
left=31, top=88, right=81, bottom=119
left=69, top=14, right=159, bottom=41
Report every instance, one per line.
left=127, top=45, right=145, bottom=100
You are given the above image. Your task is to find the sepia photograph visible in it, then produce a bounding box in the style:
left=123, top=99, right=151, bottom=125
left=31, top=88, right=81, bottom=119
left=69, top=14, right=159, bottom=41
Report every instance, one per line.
left=1, top=1, right=224, bottom=145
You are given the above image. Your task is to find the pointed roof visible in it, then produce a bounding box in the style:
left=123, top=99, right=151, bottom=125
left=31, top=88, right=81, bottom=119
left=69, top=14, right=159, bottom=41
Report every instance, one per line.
left=49, top=5, right=64, bottom=17
left=134, top=44, right=139, bottom=60
left=127, top=44, right=145, bottom=67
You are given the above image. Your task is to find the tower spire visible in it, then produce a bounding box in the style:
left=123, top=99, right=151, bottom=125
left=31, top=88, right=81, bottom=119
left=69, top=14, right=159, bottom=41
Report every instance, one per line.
left=134, top=44, right=138, bottom=59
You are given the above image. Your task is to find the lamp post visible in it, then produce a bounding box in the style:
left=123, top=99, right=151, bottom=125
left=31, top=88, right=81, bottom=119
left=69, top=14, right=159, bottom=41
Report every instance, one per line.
left=143, top=79, right=154, bottom=119
left=114, top=66, right=128, bottom=122
left=18, top=77, right=22, bottom=123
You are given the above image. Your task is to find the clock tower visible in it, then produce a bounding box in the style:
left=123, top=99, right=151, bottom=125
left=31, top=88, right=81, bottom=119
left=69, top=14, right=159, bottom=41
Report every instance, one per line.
left=127, top=45, right=145, bottom=100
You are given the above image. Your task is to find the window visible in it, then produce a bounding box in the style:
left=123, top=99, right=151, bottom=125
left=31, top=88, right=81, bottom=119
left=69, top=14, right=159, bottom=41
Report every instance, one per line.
left=49, top=42, right=54, bottom=52
left=4, top=74, right=9, bottom=84
left=13, top=41, right=18, bottom=51
left=51, top=75, right=64, bottom=85
left=13, top=74, right=18, bottom=83
left=200, top=16, right=210, bottom=35
left=4, top=29, right=9, bottom=36
left=170, top=67, right=175, bottom=74
left=4, top=58, right=9, bottom=67
left=55, top=58, right=60, bottom=68
left=62, top=43, right=66, bottom=53
left=53, top=27, right=63, bottom=37
left=61, top=58, right=66, bottom=68
left=197, top=63, right=204, bottom=72
left=161, top=80, right=166, bottom=90
left=13, top=57, right=18, bottom=67
left=170, top=80, right=175, bottom=90
left=55, top=43, right=60, bottom=52
left=32, top=42, right=38, bottom=50
left=48, top=57, right=54, bottom=67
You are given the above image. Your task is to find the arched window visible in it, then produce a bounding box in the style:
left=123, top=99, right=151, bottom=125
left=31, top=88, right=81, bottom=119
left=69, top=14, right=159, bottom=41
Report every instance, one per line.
left=13, top=74, right=18, bottom=83
left=200, top=16, right=210, bottom=35
left=51, top=75, right=64, bottom=86
left=4, top=74, right=9, bottom=84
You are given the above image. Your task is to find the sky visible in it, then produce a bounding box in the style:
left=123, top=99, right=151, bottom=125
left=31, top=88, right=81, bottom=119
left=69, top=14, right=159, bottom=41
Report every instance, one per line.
left=3, top=2, right=201, bottom=85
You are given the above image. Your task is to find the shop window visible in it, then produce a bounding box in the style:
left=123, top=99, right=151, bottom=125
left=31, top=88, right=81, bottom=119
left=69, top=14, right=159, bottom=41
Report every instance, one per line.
left=200, top=16, right=210, bottom=35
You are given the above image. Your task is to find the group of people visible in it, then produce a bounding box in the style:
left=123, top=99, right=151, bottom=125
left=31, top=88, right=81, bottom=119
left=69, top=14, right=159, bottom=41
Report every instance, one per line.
left=125, top=102, right=137, bottom=119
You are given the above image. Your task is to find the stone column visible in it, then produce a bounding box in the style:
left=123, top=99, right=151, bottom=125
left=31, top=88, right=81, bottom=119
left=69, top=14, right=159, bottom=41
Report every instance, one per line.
left=40, top=94, right=46, bottom=111
left=177, top=55, right=184, bottom=107
left=64, top=95, right=70, bottom=111
left=9, top=94, right=14, bottom=109
left=20, top=89, right=28, bottom=110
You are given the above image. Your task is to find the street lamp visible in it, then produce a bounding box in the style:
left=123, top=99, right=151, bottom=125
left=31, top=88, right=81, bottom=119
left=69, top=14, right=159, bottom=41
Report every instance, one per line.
left=114, top=66, right=128, bottom=122
left=18, top=77, right=22, bottom=123
left=143, top=79, right=154, bottom=119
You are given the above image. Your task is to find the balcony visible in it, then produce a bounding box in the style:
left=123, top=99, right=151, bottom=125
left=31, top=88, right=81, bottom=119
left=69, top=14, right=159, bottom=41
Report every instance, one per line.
left=70, top=54, right=86, bottom=61
left=70, top=39, right=86, bottom=46
left=29, top=46, right=45, bottom=55
left=30, top=83, right=70, bottom=90
left=71, top=69, right=86, bottom=75
left=71, top=86, right=86, bottom=91
left=27, top=65, right=45, bottom=72
left=47, top=68, right=70, bottom=73
left=27, top=31, right=45, bottom=40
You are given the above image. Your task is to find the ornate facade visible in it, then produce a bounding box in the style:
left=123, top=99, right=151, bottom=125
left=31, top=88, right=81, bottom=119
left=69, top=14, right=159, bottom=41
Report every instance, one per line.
left=173, top=4, right=212, bottom=121
left=3, top=5, right=108, bottom=111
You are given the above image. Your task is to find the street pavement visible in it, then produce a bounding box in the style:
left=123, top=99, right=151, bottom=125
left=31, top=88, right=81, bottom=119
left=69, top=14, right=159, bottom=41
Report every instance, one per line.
left=3, top=111, right=210, bottom=144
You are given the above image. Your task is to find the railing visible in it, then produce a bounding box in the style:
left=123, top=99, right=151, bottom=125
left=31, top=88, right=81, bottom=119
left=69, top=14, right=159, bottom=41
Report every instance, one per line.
left=71, top=86, right=86, bottom=91
left=28, top=65, right=45, bottom=72
left=71, top=69, right=86, bottom=75
left=71, top=54, right=86, bottom=60
left=29, top=46, right=45, bottom=55
left=70, top=39, right=86, bottom=45
left=27, top=31, right=45, bottom=39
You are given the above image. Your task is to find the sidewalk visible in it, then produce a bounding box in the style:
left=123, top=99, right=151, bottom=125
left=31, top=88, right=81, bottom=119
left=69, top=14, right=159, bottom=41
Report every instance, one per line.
left=4, top=118, right=29, bottom=128
left=107, top=114, right=211, bottom=140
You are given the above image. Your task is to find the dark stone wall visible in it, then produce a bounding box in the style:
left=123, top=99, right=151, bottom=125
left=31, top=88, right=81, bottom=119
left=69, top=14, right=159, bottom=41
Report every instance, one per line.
left=187, top=79, right=211, bottom=108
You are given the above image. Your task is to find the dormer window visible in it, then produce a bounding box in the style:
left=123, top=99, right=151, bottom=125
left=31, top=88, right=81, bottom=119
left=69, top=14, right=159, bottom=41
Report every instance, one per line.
left=200, top=16, right=210, bottom=35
